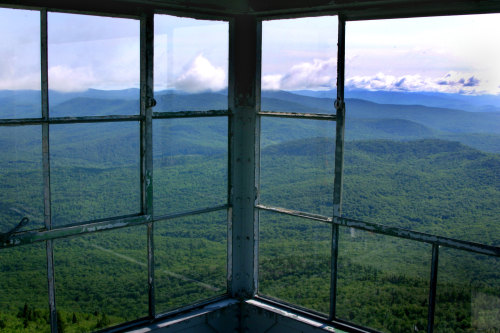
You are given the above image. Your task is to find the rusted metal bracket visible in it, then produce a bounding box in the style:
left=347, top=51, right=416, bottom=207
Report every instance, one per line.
left=0, top=217, right=30, bottom=243
left=146, top=97, right=157, bottom=108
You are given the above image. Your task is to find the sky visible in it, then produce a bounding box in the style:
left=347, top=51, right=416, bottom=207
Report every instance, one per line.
left=0, top=7, right=499, bottom=95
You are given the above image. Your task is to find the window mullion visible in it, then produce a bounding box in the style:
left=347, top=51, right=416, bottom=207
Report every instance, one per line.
left=330, top=15, right=346, bottom=321
left=141, top=10, right=155, bottom=319
left=41, top=8, right=57, bottom=333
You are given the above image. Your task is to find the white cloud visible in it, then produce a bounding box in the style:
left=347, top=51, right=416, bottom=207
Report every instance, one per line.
left=47, top=36, right=140, bottom=92
left=48, top=65, right=98, bottom=92
left=0, top=72, right=40, bottom=90
left=263, top=57, right=337, bottom=91
left=346, top=71, right=499, bottom=95
left=174, top=54, right=226, bottom=93
left=262, top=74, right=283, bottom=90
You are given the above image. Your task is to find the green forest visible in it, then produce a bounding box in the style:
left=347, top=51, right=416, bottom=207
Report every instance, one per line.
left=0, top=89, right=499, bottom=332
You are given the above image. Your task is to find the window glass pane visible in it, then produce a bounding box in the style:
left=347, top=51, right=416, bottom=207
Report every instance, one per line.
left=154, top=14, right=228, bottom=111
left=48, top=13, right=140, bottom=116
left=0, top=243, right=49, bottom=332
left=336, top=229, right=431, bottom=332
left=259, top=210, right=331, bottom=315
left=153, top=117, right=227, bottom=216
left=344, top=15, right=500, bottom=246
left=261, top=16, right=337, bottom=114
left=0, top=126, right=44, bottom=234
left=0, top=8, right=41, bottom=119
left=260, top=118, right=335, bottom=215
left=50, top=122, right=140, bottom=226
left=435, top=248, right=499, bottom=332
left=54, top=226, right=148, bottom=331
left=154, top=210, right=227, bottom=313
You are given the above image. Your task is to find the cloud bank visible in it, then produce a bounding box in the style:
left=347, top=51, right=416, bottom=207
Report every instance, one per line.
left=262, top=56, right=499, bottom=95
left=174, top=54, right=226, bottom=93
left=346, top=71, right=494, bottom=94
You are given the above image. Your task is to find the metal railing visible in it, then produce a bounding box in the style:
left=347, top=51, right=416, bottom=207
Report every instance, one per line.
left=255, top=203, right=499, bottom=333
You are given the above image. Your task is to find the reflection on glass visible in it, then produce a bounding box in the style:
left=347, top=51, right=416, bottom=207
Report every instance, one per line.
left=337, top=229, right=430, bottom=332
left=0, top=243, right=49, bottom=332
left=50, top=122, right=140, bottom=226
left=344, top=15, right=500, bottom=246
left=48, top=13, right=140, bottom=116
left=435, top=248, right=500, bottom=332
left=0, top=126, right=43, bottom=234
left=0, top=8, right=41, bottom=119
left=154, top=210, right=227, bottom=313
left=154, top=14, right=228, bottom=111
left=54, top=227, right=148, bottom=331
left=261, top=16, right=337, bottom=114
left=259, top=210, right=331, bottom=315
left=153, top=117, right=227, bottom=216
left=260, top=118, right=334, bottom=215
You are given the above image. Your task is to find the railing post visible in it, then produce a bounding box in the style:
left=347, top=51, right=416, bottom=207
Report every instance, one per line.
left=427, top=244, right=439, bottom=333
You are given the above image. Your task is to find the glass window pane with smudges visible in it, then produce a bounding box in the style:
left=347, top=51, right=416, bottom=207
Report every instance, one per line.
left=48, top=12, right=140, bottom=117
left=0, top=8, right=41, bottom=119
left=154, top=210, right=227, bottom=313
left=259, top=210, right=331, bottom=315
left=54, top=226, right=148, bottom=332
left=50, top=122, right=140, bottom=226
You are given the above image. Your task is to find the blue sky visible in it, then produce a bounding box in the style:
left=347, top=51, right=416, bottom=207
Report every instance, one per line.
left=0, top=7, right=499, bottom=95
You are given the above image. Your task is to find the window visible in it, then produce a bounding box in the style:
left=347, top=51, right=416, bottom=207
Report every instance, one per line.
left=258, top=15, right=339, bottom=315
left=0, top=8, right=229, bottom=332
left=256, top=12, right=499, bottom=333
left=342, top=15, right=500, bottom=331
left=1, top=5, right=499, bottom=333
left=153, top=13, right=228, bottom=313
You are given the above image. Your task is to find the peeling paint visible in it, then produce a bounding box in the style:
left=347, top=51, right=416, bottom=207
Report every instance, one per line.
left=153, top=110, right=229, bottom=119
left=255, top=204, right=500, bottom=257
left=259, top=111, right=336, bottom=121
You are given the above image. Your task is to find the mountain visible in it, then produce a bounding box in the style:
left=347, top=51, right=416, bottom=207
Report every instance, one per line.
left=49, top=88, right=140, bottom=105
left=346, top=118, right=437, bottom=140
left=1, top=89, right=498, bottom=333
left=51, top=97, right=139, bottom=117
left=345, top=99, right=500, bottom=134
left=1, top=89, right=499, bottom=154
left=262, top=90, right=334, bottom=111
left=0, top=90, right=41, bottom=118
left=291, top=88, right=500, bottom=112
left=155, top=92, right=227, bottom=112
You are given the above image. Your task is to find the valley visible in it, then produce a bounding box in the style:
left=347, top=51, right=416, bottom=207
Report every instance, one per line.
left=0, top=88, right=498, bottom=332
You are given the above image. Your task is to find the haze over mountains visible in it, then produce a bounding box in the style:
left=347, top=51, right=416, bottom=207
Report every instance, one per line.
left=1, top=88, right=499, bottom=154
left=293, top=88, right=500, bottom=113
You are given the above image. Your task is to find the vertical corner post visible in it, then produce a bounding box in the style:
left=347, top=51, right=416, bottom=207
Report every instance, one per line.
left=228, top=15, right=262, bottom=299
left=330, top=15, right=346, bottom=321
left=141, top=10, right=155, bottom=318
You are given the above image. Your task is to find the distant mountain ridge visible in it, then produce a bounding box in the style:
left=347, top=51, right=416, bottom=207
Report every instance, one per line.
left=291, top=88, right=500, bottom=112
left=1, top=88, right=499, bottom=153
left=2, top=87, right=500, bottom=114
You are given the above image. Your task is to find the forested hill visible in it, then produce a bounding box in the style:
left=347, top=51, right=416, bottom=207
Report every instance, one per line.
left=0, top=88, right=499, bottom=332
left=261, top=137, right=500, bottom=245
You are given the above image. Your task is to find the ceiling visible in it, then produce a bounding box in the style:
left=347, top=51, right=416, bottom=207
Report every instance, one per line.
left=2, top=0, right=500, bottom=20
